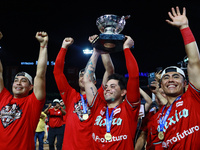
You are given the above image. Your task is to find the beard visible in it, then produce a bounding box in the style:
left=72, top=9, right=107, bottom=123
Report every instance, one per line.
left=105, top=97, right=115, bottom=103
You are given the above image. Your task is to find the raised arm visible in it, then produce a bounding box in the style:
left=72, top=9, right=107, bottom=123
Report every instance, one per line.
left=53, top=38, right=74, bottom=95
left=140, top=88, right=152, bottom=112
left=88, top=35, right=115, bottom=87
left=101, top=54, right=115, bottom=87
left=34, top=32, right=48, bottom=100
left=123, top=36, right=140, bottom=104
left=150, top=80, right=167, bottom=105
left=84, top=47, right=100, bottom=105
left=0, top=32, right=4, bottom=93
left=166, top=7, right=200, bottom=90
left=44, top=103, right=52, bottom=115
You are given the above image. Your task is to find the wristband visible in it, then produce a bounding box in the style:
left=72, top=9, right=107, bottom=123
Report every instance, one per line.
left=180, top=27, right=195, bottom=45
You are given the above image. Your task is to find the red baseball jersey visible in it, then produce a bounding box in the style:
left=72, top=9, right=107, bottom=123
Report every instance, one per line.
left=0, top=88, right=45, bottom=150
left=54, top=47, right=105, bottom=150
left=54, top=47, right=140, bottom=150
left=149, top=82, right=200, bottom=149
left=140, top=109, right=156, bottom=150
left=91, top=95, right=140, bottom=149
left=48, top=108, right=64, bottom=128
left=91, top=48, right=140, bottom=149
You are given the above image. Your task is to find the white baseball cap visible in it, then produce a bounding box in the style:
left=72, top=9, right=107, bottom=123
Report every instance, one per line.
left=161, top=66, right=185, bottom=79
left=15, top=72, right=33, bottom=84
left=53, top=99, right=60, bottom=103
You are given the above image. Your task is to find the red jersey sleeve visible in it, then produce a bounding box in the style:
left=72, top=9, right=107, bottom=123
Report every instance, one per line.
left=188, top=82, right=200, bottom=102
left=140, top=111, right=155, bottom=132
left=53, top=47, right=75, bottom=109
left=124, top=48, right=140, bottom=106
left=0, top=88, right=13, bottom=104
left=28, top=92, right=45, bottom=130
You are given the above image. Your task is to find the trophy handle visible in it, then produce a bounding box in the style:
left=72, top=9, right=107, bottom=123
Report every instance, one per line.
left=124, top=15, right=131, bottom=20
left=91, top=36, right=100, bottom=45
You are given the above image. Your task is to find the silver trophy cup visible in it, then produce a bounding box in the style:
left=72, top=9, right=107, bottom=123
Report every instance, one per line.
left=92, top=14, right=130, bottom=52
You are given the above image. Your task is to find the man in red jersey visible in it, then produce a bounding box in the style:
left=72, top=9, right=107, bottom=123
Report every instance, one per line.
left=44, top=99, right=66, bottom=150
left=149, top=7, right=200, bottom=149
left=53, top=35, right=114, bottom=150
left=135, top=80, right=167, bottom=150
left=84, top=36, right=140, bottom=149
left=0, top=31, right=48, bottom=150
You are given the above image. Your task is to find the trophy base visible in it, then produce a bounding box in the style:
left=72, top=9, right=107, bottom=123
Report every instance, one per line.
left=92, top=34, right=125, bottom=53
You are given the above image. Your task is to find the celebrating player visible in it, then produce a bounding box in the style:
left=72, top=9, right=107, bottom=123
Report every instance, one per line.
left=149, top=7, right=200, bottom=149
left=84, top=36, right=140, bottom=149
left=0, top=31, right=48, bottom=149
left=53, top=36, right=114, bottom=150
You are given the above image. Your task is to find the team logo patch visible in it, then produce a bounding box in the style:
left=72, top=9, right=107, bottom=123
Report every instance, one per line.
left=113, top=108, right=121, bottom=116
left=0, top=103, right=22, bottom=128
left=176, top=101, right=183, bottom=107
left=73, top=99, right=91, bottom=122
left=100, top=106, right=107, bottom=116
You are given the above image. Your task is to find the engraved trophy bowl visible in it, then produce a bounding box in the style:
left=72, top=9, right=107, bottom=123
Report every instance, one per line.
left=92, top=14, right=130, bottom=52
left=96, top=14, right=126, bottom=34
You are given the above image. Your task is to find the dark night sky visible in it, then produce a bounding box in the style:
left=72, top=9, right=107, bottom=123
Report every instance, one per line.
left=0, top=0, right=200, bottom=96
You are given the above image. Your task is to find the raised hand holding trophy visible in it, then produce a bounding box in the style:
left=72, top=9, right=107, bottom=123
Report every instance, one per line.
left=92, top=14, right=130, bottom=53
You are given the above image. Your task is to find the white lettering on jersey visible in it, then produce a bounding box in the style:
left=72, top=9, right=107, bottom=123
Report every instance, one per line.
left=94, top=115, right=122, bottom=127
left=92, top=132, right=128, bottom=143
left=157, top=108, right=189, bottom=133
left=162, top=125, right=199, bottom=148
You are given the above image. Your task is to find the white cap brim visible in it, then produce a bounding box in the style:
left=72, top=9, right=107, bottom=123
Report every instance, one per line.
left=15, top=72, right=33, bottom=85
left=161, top=66, right=185, bottom=79
left=53, top=99, right=60, bottom=103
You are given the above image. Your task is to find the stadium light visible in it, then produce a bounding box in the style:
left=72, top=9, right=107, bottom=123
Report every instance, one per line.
left=83, top=49, right=93, bottom=54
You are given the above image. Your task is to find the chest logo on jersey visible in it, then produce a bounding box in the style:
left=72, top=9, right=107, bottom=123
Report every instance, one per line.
left=73, top=99, right=91, bottom=122
left=157, top=108, right=189, bottom=133
left=0, top=103, right=22, bottom=128
left=94, top=108, right=122, bottom=127
left=94, top=115, right=122, bottom=127
left=176, top=101, right=183, bottom=107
